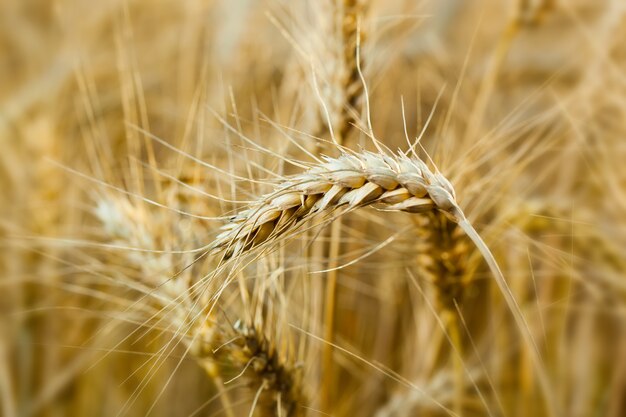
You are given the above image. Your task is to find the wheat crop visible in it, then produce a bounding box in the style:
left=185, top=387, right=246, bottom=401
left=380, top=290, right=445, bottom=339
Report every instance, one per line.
left=2, top=0, right=626, bottom=416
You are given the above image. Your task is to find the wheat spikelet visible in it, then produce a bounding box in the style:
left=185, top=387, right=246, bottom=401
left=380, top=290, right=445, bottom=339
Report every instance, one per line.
left=213, top=151, right=461, bottom=258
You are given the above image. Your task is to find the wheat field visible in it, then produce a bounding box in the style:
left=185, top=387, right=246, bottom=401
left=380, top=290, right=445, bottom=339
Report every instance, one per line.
left=1, top=0, right=626, bottom=416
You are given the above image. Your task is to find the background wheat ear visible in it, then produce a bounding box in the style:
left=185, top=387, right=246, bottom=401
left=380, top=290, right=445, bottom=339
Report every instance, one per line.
left=218, top=319, right=305, bottom=417
left=92, top=171, right=310, bottom=417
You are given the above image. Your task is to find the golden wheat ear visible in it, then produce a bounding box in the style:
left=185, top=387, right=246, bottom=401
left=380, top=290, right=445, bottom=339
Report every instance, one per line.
left=212, top=148, right=555, bottom=410
left=212, top=151, right=450, bottom=256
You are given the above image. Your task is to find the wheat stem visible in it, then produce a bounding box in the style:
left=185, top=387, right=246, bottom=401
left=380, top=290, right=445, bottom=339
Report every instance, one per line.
left=322, top=219, right=341, bottom=411
left=443, top=310, right=464, bottom=416
left=456, top=218, right=558, bottom=417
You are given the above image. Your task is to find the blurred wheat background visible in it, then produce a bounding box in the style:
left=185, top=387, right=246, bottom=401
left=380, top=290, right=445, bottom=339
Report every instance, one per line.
left=1, top=0, right=626, bottom=416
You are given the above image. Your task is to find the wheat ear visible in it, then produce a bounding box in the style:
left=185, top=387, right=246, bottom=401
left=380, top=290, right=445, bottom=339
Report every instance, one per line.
left=93, top=193, right=238, bottom=416
left=310, top=0, right=367, bottom=145
left=215, top=149, right=555, bottom=414
left=95, top=190, right=308, bottom=416
left=213, top=151, right=460, bottom=257
left=337, top=0, right=366, bottom=141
